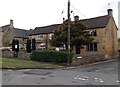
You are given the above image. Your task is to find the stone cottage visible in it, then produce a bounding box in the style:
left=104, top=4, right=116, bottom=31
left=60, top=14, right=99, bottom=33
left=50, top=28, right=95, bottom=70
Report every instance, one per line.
left=0, top=20, right=30, bottom=49
left=29, top=9, right=118, bottom=59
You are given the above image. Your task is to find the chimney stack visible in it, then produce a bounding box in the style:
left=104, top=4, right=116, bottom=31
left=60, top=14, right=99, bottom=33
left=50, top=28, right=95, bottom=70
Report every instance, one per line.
left=10, top=19, right=14, bottom=28
left=74, top=15, right=79, bottom=21
left=107, top=9, right=113, bottom=16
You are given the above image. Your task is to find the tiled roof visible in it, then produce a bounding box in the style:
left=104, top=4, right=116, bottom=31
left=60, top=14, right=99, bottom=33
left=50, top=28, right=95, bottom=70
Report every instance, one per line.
left=31, top=24, right=61, bottom=35
left=31, top=15, right=110, bottom=35
left=0, top=25, right=10, bottom=32
left=81, top=15, right=110, bottom=29
left=11, top=28, right=29, bottom=38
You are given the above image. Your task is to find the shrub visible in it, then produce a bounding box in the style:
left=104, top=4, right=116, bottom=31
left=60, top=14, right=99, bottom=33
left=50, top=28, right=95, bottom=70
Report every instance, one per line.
left=30, top=50, right=74, bottom=63
left=12, top=39, right=19, bottom=52
left=32, top=39, right=36, bottom=51
left=26, top=39, right=31, bottom=53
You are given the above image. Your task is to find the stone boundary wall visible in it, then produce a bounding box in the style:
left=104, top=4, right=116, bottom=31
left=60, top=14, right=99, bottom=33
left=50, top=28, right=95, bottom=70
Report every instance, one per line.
left=2, top=51, right=31, bottom=60
left=2, top=51, right=119, bottom=66
left=72, top=53, right=118, bottom=66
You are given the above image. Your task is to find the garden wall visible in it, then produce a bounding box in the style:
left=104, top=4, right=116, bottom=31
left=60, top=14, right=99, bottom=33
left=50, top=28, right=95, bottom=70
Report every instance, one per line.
left=2, top=51, right=31, bottom=60
left=72, top=53, right=118, bottom=66
left=2, top=51, right=119, bottom=66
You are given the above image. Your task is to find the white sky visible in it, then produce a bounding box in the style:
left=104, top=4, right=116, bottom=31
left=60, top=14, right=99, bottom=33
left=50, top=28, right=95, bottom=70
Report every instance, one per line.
left=0, top=0, right=119, bottom=37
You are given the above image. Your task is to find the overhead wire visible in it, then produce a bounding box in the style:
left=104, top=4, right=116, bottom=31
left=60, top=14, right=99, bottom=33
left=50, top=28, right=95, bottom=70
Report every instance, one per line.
left=58, top=1, right=67, bottom=23
left=70, top=4, right=86, bottom=18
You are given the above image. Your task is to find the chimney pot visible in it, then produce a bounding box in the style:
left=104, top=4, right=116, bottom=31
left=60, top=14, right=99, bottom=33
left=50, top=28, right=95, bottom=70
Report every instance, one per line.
left=74, top=15, right=79, bottom=21
left=108, top=9, right=113, bottom=16
left=10, top=19, right=14, bottom=28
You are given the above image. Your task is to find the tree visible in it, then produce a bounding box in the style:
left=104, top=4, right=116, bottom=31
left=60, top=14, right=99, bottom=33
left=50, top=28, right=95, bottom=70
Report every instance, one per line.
left=12, top=39, right=15, bottom=51
left=15, top=40, right=19, bottom=52
left=50, top=20, right=93, bottom=51
left=32, top=38, right=36, bottom=51
left=26, top=39, right=31, bottom=53
left=4, top=41, right=12, bottom=47
left=12, top=39, right=19, bottom=52
left=118, top=38, right=120, bottom=42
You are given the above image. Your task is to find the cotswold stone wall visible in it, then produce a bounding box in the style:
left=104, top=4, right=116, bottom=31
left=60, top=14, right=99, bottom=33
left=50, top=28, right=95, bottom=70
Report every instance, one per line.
left=2, top=51, right=31, bottom=60
left=2, top=51, right=14, bottom=58
left=72, top=53, right=118, bottom=66
left=2, top=51, right=119, bottom=66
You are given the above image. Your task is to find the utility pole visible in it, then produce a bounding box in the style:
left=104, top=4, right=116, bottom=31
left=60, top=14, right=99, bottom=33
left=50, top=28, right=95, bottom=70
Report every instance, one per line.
left=68, top=0, right=70, bottom=53
left=67, top=0, right=71, bottom=65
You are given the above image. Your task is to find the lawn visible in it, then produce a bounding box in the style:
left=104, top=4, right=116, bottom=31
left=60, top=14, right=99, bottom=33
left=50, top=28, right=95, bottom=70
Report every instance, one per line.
left=1, top=58, right=63, bottom=69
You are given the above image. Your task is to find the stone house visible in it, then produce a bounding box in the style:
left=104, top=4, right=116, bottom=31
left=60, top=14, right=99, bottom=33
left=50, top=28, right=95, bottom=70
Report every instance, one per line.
left=29, top=24, right=60, bottom=49
left=29, top=9, right=118, bottom=59
left=75, top=9, right=118, bottom=59
left=0, top=20, right=30, bottom=49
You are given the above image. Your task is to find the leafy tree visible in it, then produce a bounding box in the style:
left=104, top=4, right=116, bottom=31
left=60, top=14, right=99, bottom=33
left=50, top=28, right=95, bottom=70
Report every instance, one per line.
left=118, top=38, right=120, bottom=42
left=12, top=39, right=19, bottom=52
left=50, top=20, right=93, bottom=51
left=26, top=39, right=31, bottom=53
left=32, top=38, right=36, bottom=51
left=15, top=40, right=19, bottom=52
left=12, top=39, right=15, bottom=51
left=4, top=41, right=12, bottom=47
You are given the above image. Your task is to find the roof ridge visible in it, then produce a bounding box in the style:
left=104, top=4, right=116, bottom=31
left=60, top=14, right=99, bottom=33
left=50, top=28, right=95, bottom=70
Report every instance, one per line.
left=13, top=28, right=28, bottom=31
left=35, top=24, right=60, bottom=29
left=1, top=24, right=10, bottom=27
left=81, top=15, right=109, bottom=21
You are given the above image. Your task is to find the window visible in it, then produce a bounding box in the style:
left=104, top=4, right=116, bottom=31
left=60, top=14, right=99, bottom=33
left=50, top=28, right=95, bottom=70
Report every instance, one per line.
left=90, top=30, right=97, bottom=36
left=38, top=35, right=43, bottom=39
left=87, top=43, right=98, bottom=51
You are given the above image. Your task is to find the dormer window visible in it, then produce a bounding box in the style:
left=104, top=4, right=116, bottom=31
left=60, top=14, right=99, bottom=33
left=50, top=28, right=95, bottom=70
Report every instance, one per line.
left=90, top=30, right=97, bottom=36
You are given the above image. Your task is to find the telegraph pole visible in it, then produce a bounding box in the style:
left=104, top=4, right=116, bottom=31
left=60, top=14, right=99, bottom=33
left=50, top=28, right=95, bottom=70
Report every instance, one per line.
left=68, top=0, right=70, bottom=53
left=67, top=0, right=71, bottom=65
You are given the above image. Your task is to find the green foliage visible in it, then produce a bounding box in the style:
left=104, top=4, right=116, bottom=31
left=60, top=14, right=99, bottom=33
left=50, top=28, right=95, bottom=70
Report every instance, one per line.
left=12, top=39, right=19, bottom=52
left=32, top=38, right=36, bottom=51
left=30, top=50, right=74, bottom=63
left=118, top=38, right=120, bottom=42
left=26, top=39, right=31, bottom=53
left=12, top=39, right=15, bottom=51
left=50, top=20, right=93, bottom=50
left=15, top=40, right=19, bottom=52
left=4, top=41, right=12, bottom=46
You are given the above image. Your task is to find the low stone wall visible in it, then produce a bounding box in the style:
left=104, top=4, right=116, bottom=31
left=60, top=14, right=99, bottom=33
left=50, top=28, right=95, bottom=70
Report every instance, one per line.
left=2, top=51, right=31, bottom=60
left=72, top=53, right=117, bottom=66
left=2, top=51, right=14, bottom=58
left=18, top=52, right=31, bottom=60
left=2, top=51, right=119, bottom=65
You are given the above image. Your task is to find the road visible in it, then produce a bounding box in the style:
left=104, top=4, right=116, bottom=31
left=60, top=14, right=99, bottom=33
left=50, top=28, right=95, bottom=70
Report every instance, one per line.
left=2, top=60, right=119, bottom=85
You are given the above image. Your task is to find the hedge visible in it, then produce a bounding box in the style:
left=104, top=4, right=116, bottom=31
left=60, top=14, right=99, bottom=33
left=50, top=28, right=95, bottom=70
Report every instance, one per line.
left=30, top=50, right=74, bottom=63
left=26, top=39, right=31, bottom=53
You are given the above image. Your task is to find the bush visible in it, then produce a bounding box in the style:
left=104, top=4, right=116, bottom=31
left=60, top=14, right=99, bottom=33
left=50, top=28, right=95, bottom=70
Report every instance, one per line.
left=26, top=39, right=31, bottom=53
left=32, top=39, right=36, bottom=51
left=12, top=39, right=19, bottom=52
left=30, top=50, right=74, bottom=63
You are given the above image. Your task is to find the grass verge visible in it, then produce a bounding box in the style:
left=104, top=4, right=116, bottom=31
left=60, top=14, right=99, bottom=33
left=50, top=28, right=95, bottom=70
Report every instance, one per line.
left=1, top=58, right=63, bottom=69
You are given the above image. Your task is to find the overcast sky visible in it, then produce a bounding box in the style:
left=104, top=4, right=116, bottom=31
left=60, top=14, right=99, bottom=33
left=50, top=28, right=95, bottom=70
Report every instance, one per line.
left=0, top=0, right=119, bottom=36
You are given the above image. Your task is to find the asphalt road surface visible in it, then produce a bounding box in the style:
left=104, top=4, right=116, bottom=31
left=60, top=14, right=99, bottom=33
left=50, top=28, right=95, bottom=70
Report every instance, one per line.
left=2, top=60, right=119, bottom=85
